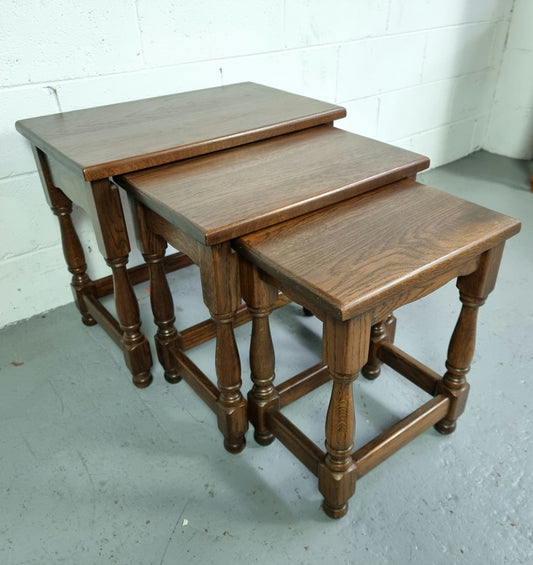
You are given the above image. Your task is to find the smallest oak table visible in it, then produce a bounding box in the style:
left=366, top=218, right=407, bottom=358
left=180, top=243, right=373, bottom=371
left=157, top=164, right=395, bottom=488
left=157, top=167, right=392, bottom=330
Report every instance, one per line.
left=15, top=82, right=346, bottom=387
left=234, top=179, right=521, bottom=517
left=115, top=125, right=429, bottom=453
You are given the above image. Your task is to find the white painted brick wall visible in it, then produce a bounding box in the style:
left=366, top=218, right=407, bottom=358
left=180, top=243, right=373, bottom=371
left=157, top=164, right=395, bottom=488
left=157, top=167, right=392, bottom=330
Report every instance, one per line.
left=54, top=64, right=222, bottom=113
left=220, top=47, right=339, bottom=101
left=138, top=1, right=286, bottom=66
left=485, top=0, right=533, bottom=159
left=0, top=87, right=60, bottom=177
left=337, top=33, right=426, bottom=100
left=387, top=0, right=511, bottom=32
left=422, top=23, right=497, bottom=83
left=0, top=0, right=143, bottom=86
left=283, top=0, right=389, bottom=46
left=1, top=175, right=61, bottom=258
left=1, top=0, right=527, bottom=327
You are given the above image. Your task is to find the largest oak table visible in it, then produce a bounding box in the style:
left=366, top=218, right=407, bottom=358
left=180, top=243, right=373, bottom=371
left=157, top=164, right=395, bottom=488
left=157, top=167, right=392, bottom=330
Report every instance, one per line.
left=15, top=82, right=347, bottom=387
left=115, top=125, right=430, bottom=453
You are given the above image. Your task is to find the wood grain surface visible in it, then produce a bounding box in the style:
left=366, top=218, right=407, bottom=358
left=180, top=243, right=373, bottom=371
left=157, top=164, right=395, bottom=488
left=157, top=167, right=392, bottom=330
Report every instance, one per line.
left=117, top=126, right=430, bottom=244
left=15, top=82, right=346, bottom=180
left=235, top=179, right=521, bottom=320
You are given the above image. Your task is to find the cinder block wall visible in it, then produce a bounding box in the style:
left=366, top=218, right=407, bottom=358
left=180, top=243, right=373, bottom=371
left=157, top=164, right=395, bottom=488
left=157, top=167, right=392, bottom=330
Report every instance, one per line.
left=0, top=0, right=526, bottom=326
left=485, top=0, right=533, bottom=158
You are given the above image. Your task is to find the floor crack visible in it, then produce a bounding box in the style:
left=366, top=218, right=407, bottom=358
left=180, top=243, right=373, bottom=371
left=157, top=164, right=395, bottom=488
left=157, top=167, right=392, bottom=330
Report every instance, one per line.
left=159, top=501, right=189, bottom=565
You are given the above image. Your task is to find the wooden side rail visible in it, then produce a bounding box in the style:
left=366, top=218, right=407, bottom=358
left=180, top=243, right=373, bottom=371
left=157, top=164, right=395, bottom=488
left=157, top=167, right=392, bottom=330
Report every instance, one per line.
left=181, top=293, right=290, bottom=351
left=266, top=410, right=325, bottom=476
left=94, top=251, right=194, bottom=298
left=276, top=363, right=330, bottom=408
left=378, top=342, right=441, bottom=395
left=83, top=294, right=122, bottom=347
left=170, top=349, right=219, bottom=412
left=353, top=394, right=450, bottom=477
left=85, top=267, right=290, bottom=356
left=265, top=387, right=450, bottom=481
left=181, top=303, right=252, bottom=351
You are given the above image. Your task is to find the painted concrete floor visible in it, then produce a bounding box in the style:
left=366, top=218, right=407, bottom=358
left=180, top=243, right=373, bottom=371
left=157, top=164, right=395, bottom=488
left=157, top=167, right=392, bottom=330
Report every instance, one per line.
left=1, top=151, right=532, bottom=565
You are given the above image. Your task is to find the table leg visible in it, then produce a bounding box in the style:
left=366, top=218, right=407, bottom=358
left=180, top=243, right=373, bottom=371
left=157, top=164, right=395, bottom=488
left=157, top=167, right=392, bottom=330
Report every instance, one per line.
left=199, top=244, right=248, bottom=453
left=134, top=202, right=183, bottom=383
left=361, top=313, right=396, bottom=380
left=240, top=259, right=279, bottom=446
left=319, top=313, right=371, bottom=519
left=435, top=243, right=505, bottom=434
left=34, top=149, right=153, bottom=387
left=88, top=179, right=153, bottom=388
left=34, top=148, right=96, bottom=326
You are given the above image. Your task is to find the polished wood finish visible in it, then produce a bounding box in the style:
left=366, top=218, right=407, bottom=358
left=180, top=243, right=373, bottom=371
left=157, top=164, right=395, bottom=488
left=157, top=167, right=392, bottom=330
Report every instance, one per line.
left=93, top=251, right=193, bottom=298
left=235, top=179, right=520, bottom=518
left=118, top=126, right=429, bottom=245
left=135, top=205, right=248, bottom=452
left=135, top=202, right=183, bottom=384
left=236, top=180, right=518, bottom=321
left=33, top=147, right=97, bottom=326
left=320, top=313, right=371, bottom=518
left=16, top=83, right=346, bottom=181
left=266, top=410, right=325, bottom=475
left=353, top=395, right=450, bottom=477
left=377, top=343, right=441, bottom=395
left=434, top=242, right=505, bottom=434
left=17, top=83, right=346, bottom=385
left=33, top=147, right=152, bottom=387
left=361, top=314, right=396, bottom=380
left=276, top=363, right=330, bottom=408
left=240, top=258, right=280, bottom=446
left=117, top=128, right=429, bottom=450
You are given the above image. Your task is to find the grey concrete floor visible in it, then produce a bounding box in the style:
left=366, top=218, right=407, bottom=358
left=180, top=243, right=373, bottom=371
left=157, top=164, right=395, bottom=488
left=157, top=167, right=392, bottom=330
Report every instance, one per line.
left=1, top=151, right=532, bottom=565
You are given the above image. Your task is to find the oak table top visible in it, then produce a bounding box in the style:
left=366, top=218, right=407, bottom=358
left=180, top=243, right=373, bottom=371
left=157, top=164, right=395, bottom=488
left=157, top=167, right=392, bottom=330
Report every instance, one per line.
left=15, top=82, right=346, bottom=181
left=235, top=178, right=521, bottom=321
left=14, top=82, right=347, bottom=387
left=116, top=126, right=430, bottom=245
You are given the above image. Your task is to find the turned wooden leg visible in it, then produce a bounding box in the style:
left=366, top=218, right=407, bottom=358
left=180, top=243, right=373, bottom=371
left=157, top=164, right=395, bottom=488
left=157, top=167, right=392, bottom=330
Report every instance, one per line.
left=240, top=260, right=280, bottom=446
left=384, top=313, right=397, bottom=343
left=435, top=244, right=505, bottom=434
left=319, top=313, right=371, bottom=519
left=105, top=256, right=151, bottom=388
left=213, top=311, right=247, bottom=453
left=135, top=202, right=182, bottom=383
left=90, top=179, right=152, bottom=388
left=33, top=148, right=96, bottom=325
left=145, top=241, right=183, bottom=384
left=200, top=244, right=247, bottom=453
left=33, top=149, right=153, bottom=386
left=361, top=313, right=396, bottom=380
left=52, top=198, right=97, bottom=326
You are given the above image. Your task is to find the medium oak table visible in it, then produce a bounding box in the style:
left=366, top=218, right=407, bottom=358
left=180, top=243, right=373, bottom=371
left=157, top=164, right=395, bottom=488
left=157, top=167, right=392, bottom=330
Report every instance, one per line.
left=15, top=82, right=346, bottom=387
left=115, top=125, right=430, bottom=453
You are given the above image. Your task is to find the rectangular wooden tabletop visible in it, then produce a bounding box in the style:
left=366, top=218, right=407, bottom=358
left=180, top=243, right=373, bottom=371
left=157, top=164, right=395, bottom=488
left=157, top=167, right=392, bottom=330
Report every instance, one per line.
left=116, top=126, right=430, bottom=245
left=15, top=82, right=346, bottom=181
left=235, top=179, right=521, bottom=320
